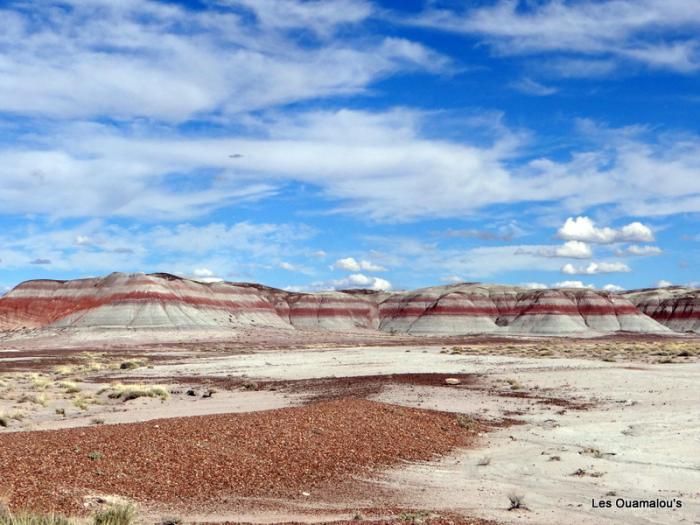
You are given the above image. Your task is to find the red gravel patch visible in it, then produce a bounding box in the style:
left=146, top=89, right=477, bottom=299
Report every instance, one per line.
left=119, top=373, right=479, bottom=403
left=0, top=399, right=479, bottom=515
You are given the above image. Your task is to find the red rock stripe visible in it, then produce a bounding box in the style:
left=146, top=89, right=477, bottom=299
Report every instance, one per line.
left=378, top=305, right=639, bottom=316
left=645, top=310, right=700, bottom=319
left=0, top=293, right=278, bottom=324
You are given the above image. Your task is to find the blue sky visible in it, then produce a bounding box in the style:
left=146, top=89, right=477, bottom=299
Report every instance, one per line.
left=1, top=0, right=700, bottom=293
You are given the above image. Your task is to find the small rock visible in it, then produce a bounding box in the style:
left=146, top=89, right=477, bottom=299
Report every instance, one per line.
left=444, top=378, right=461, bottom=385
left=301, top=491, right=311, bottom=497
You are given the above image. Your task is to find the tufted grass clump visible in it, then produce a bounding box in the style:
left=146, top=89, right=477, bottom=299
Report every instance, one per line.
left=0, top=504, right=73, bottom=525
left=92, top=502, right=136, bottom=525
left=100, top=383, right=169, bottom=402
left=57, top=381, right=81, bottom=394
left=118, top=360, right=145, bottom=371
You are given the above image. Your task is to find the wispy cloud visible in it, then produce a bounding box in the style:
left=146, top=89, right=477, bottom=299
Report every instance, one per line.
left=510, top=77, right=558, bottom=96
left=411, top=0, right=700, bottom=74
left=0, top=0, right=445, bottom=121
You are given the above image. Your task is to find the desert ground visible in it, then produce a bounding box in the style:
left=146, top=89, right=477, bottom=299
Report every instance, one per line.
left=1, top=328, right=699, bottom=525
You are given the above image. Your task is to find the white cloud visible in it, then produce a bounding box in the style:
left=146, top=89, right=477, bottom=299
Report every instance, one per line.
left=561, top=261, right=631, bottom=275
left=557, top=216, right=654, bottom=244
left=278, top=261, right=309, bottom=273
left=520, top=282, right=548, bottom=289
left=308, top=273, right=392, bottom=291
left=553, top=280, right=595, bottom=289
left=510, top=77, right=557, bottom=96
left=620, top=245, right=663, bottom=256
left=537, top=240, right=593, bottom=259
left=412, top=0, right=700, bottom=73
left=331, top=257, right=386, bottom=272
left=556, top=241, right=593, bottom=258
left=3, top=111, right=700, bottom=223
left=0, top=1, right=445, bottom=121
left=602, top=284, right=624, bottom=292
left=75, top=235, right=93, bottom=246
left=0, top=220, right=316, bottom=278
left=190, top=268, right=223, bottom=283
left=311, top=250, right=327, bottom=258
left=656, top=279, right=674, bottom=288
left=232, top=0, right=373, bottom=37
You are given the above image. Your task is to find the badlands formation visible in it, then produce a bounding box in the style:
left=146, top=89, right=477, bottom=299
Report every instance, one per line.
left=0, top=271, right=696, bottom=335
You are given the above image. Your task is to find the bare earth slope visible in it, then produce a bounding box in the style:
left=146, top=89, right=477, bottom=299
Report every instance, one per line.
left=0, top=272, right=681, bottom=336
left=624, top=286, right=700, bottom=333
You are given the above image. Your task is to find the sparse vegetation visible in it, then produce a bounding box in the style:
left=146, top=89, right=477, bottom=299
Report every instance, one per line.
left=101, top=383, right=169, bottom=401
left=397, top=512, right=429, bottom=522
left=580, top=447, right=605, bottom=458
left=0, top=509, right=73, bottom=525
left=57, top=381, right=81, bottom=394
left=73, top=396, right=91, bottom=411
left=28, top=373, right=51, bottom=390
left=241, top=381, right=259, bottom=391
left=92, top=502, right=135, bottom=525
left=0, top=411, right=25, bottom=427
left=18, top=393, right=48, bottom=407
left=118, top=360, right=145, bottom=371
left=507, top=492, right=527, bottom=511
left=505, top=378, right=523, bottom=390
left=455, top=414, right=477, bottom=430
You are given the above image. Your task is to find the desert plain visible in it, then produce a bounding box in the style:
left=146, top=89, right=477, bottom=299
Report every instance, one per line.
left=1, top=324, right=698, bottom=525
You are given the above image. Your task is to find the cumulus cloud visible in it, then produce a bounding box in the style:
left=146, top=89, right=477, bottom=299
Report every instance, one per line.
left=553, top=280, right=623, bottom=291
left=561, top=261, right=631, bottom=275
left=307, top=273, right=392, bottom=291
left=553, top=280, right=595, bottom=289
left=557, top=216, right=654, bottom=244
left=331, top=257, right=386, bottom=272
left=656, top=279, right=674, bottom=288
left=602, top=284, right=625, bottom=292
left=620, top=245, right=663, bottom=256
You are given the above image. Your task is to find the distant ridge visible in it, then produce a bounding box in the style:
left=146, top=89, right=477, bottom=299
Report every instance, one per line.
left=0, top=272, right=694, bottom=335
